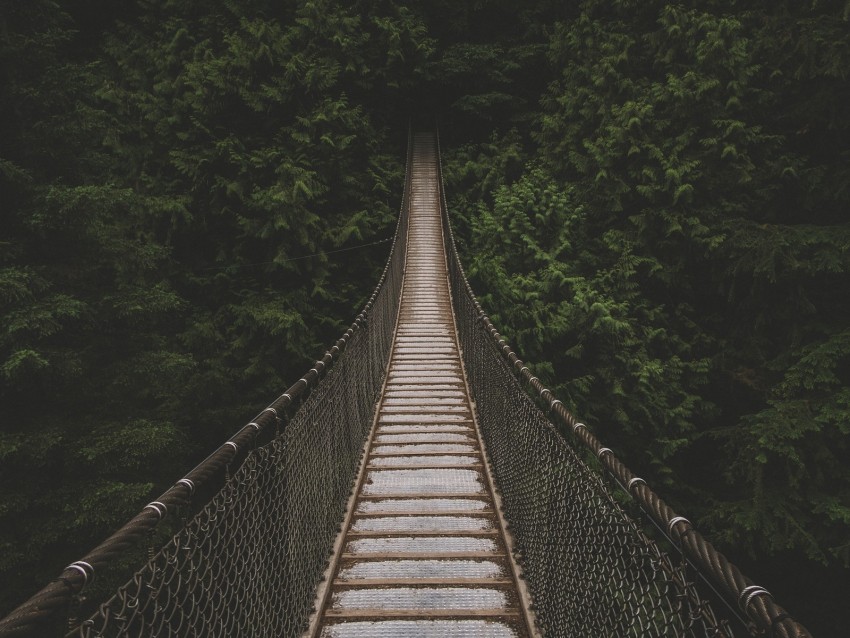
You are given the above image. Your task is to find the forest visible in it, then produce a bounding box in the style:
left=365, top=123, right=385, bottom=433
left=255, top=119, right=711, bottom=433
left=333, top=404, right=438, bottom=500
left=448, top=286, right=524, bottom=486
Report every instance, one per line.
left=1, top=0, right=848, bottom=634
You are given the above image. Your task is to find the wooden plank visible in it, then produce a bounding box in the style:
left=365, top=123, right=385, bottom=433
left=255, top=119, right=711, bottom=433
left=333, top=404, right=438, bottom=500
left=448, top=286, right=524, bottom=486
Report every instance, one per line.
left=333, top=578, right=514, bottom=587
left=340, top=552, right=506, bottom=560
left=345, top=530, right=500, bottom=538
left=353, top=510, right=494, bottom=517
left=323, top=609, right=521, bottom=619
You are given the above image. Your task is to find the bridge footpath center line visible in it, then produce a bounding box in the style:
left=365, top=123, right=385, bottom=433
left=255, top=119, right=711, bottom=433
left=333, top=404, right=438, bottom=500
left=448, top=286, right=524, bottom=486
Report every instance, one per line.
left=307, top=134, right=537, bottom=638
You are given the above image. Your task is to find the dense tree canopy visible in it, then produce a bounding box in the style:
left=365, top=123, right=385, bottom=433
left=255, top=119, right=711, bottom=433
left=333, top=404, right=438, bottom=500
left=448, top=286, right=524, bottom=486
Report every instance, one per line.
left=1, top=0, right=847, bottom=632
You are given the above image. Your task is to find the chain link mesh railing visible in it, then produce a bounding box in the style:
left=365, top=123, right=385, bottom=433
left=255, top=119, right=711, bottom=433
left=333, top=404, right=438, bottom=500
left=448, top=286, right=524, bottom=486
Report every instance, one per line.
left=434, top=129, right=811, bottom=638
left=0, top=128, right=813, bottom=638
left=0, top=133, right=413, bottom=638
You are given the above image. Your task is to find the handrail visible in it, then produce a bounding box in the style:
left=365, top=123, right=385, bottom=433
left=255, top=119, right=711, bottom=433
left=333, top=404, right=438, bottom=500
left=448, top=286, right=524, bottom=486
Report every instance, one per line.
left=0, top=124, right=813, bottom=637
left=433, top=124, right=812, bottom=638
left=0, top=126, right=414, bottom=638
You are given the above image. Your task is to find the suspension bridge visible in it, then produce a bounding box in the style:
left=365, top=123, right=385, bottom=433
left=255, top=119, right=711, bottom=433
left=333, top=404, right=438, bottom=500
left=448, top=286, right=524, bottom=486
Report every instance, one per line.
left=0, top=132, right=811, bottom=637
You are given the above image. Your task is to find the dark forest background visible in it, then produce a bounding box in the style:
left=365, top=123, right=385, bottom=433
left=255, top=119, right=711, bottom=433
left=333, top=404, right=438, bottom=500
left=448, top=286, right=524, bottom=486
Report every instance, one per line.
left=1, top=0, right=848, bottom=633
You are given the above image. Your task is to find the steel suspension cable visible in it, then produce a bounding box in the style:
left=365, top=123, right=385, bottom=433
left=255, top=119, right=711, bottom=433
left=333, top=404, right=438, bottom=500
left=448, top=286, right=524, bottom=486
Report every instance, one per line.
left=0, top=130, right=415, bottom=638
left=434, top=125, right=812, bottom=638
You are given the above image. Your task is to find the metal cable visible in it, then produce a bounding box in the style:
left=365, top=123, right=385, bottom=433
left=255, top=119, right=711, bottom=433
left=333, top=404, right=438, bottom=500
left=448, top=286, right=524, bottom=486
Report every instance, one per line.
left=0, top=127, right=813, bottom=638
left=434, top=125, right=812, bottom=638
left=0, top=131, right=414, bottom=638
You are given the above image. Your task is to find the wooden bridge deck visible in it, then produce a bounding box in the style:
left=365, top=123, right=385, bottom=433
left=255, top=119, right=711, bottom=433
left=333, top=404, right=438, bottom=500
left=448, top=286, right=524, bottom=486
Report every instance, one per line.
left=309, top=134, right=535, bottom=637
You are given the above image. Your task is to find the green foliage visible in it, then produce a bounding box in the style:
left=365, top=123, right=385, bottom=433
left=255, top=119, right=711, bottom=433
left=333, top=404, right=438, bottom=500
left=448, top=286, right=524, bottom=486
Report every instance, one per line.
left=1, top=0, right=848, bottom=632
left=711, top=329, right=850, bottom=563
left=466, top=167, right=713, bottom=482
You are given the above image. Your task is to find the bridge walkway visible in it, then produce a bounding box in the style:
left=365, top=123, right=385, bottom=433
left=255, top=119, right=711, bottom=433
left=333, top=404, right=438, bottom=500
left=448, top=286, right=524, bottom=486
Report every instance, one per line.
left=309, top=134, right=535, bottom=637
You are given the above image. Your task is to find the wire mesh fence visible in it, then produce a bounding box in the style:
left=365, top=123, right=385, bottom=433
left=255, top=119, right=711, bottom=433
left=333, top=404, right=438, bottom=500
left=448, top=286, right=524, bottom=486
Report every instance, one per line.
left=0, top=136, right=411, bottom=638
left=435, top=129, right=811, bottom=638
left=0, top=129, right=812, bottom=638
left=73, top=332, right=383, bottom=637
left=451, top=288, right=727, bottom=636
left=69, top=215, right=407, bottom=638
